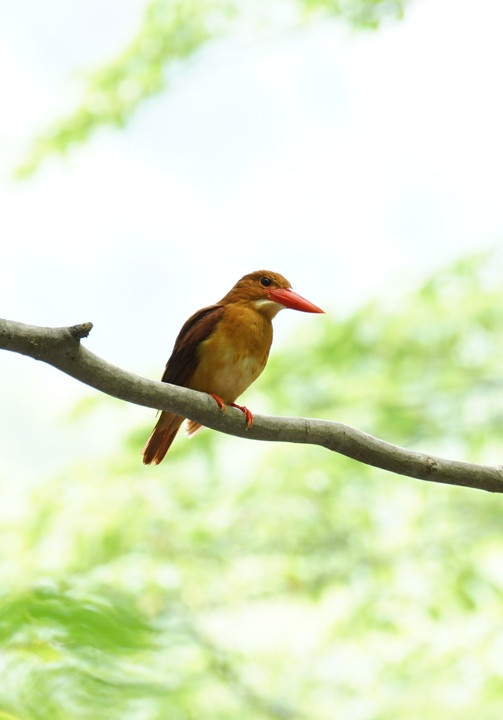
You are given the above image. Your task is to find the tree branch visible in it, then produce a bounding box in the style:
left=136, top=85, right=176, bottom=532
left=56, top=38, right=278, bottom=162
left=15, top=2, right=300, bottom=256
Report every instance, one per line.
left=1, top=317, right=502, bottom=493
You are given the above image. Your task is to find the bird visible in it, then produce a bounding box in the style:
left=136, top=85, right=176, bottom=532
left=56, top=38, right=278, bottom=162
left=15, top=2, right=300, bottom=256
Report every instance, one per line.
left=142, top=270, right=324, bottom=464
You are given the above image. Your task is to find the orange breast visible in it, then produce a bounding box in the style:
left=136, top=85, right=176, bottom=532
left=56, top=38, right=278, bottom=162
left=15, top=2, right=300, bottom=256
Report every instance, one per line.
left=188, top=304, right=273, bottom=402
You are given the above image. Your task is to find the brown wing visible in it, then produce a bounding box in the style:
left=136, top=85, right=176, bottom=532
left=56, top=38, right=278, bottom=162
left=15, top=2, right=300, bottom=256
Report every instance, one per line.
left=161, top=304, right=225, bottom=388
left=143, top=304, right=226, bottom=465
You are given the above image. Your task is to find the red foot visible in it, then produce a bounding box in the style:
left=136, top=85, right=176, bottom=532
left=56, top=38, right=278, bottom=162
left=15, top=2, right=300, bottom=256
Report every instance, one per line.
left=229, top=403, right=254, bottom=430
left=210, top=393, right=227, bottom=414
left=209, top=395, right=253, bottom=430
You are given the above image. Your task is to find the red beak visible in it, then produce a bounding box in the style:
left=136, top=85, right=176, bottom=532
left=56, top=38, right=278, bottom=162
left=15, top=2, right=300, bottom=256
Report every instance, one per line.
left=268, top=287, right=324, bottom=313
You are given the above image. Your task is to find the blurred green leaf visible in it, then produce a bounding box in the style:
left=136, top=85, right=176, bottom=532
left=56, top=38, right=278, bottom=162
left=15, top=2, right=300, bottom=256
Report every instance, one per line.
left=15, top=0, right=236, bottom=178
left=297, top=0, right=408, bottom=28
left=15, top=0, right=414, bottom=178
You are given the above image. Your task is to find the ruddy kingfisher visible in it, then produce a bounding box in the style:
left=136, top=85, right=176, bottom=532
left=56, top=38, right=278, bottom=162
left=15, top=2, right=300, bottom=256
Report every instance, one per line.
left=143, top=270, right=324, bottom=464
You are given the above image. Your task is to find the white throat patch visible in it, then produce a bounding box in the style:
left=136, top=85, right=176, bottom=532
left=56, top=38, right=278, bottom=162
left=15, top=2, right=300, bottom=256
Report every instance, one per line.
left=252, top=299, right=285, bottom=318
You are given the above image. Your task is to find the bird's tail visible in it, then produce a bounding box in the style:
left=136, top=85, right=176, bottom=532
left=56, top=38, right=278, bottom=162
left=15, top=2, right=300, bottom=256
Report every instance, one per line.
left=142, top=411, right=184, bottom=465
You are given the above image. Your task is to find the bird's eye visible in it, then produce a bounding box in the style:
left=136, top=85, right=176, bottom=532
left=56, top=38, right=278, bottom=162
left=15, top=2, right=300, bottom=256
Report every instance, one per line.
left=260, top=276, right=272, bottom=287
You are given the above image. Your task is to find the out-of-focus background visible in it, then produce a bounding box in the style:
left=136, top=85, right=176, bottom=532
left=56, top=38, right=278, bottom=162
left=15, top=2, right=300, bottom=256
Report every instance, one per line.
left=2, top=1, right=503, bottom=717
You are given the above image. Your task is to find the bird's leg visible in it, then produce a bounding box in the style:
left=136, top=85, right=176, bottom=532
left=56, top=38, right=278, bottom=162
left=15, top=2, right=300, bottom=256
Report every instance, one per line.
left=229, top=403, right=254, bottom=430
left=210, top=393, right=227, bottom=414
left=209, top=394, right=253, bottom=430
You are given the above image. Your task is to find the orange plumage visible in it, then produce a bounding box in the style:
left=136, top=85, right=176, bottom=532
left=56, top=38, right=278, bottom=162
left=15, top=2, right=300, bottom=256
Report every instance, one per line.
left=143, top=270, right=323, bottom=464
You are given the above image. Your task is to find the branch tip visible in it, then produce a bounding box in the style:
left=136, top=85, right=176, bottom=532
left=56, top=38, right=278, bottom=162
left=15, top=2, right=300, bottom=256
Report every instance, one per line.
left=69, top=322, right=93, bottom=340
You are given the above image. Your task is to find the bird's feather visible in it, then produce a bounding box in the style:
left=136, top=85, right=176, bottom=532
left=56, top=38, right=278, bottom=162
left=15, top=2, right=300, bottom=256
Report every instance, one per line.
left=184, top=419, right=203, bottom=437
left=161, top=305, right=226, bottom=387
left=142, top=412, right=184, bottom=465
left=143, top=305, right=225, bottom=463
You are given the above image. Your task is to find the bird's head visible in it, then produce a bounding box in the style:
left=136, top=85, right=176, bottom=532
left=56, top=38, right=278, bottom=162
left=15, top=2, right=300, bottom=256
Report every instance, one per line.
left=223, top=270, right=324, bottom=318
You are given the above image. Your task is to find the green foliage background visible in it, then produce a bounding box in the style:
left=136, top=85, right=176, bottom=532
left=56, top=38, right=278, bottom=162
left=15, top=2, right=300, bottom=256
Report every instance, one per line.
left=15, top=0, right=412, bottom=178
left=2, top=255, right=503, bottom=719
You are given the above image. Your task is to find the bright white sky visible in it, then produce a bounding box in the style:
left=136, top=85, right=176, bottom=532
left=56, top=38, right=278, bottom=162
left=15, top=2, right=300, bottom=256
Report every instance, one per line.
left=1, top=0, right=503, bottom=480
